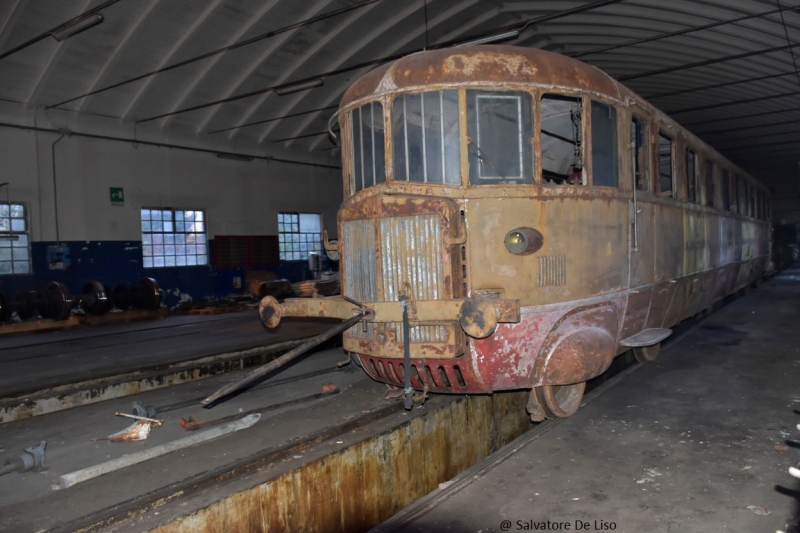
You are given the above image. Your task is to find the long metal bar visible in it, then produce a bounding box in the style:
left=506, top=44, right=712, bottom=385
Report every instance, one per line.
left=645, top=71, right=796, bottom=100
left=574, top=3, right=800, bottom=59
left=0, top=0, right=123, bottom=62
left=619, top=42, right=800, bottom=82
left=46, top=0, right=383, bottom=109
left=705, top=129, right=800, bottom=143
left=207, top=105, right=339, bottom=135
left=697, top=117, right=800, bottom=136
left=202, top=312, right=366, bottom=405
left=271, top=130, right=329, bottom=143
left=135, top=0, right=627, bottom=124
left=401, top=294, right=413, bottom=410
left=683, top=105, right=800, bottom=127
left=0, top=121, right=340, bottom=170
left=669, top=91, right=799, bottom=114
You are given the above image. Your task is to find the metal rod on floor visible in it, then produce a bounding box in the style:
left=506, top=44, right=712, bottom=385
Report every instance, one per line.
left=52, top=415, right=261, bottom=490
left=201, top=312, right=365, bottom=405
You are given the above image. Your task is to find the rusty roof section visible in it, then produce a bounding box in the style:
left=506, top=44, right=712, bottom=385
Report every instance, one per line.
left=340, top=45, right=623, bottom=108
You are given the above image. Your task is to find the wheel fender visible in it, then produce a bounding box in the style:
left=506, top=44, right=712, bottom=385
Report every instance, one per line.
left=530, top=304, right=619, bottom=387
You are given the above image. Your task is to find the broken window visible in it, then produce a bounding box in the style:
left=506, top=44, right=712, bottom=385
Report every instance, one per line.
left=631, top=115, right=649, bottom=191
left=541, top=94, right=582, bottom=185
left=658, top=133, right=673, bottom=196
left=591, top=101, right=618, bottom=187
left=393, top=91, right=460, bottom=185
left=466, top=90, right=533, bottom=185
left=352, top=102, right=386, bottom=193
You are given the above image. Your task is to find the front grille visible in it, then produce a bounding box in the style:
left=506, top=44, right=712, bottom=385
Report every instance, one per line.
left=343, top=213, right=448, bottom=344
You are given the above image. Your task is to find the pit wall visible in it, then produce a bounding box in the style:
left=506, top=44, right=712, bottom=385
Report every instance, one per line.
left=150, top=391, right=530, bottom=533
left=0, top=107, right=343, bottom=305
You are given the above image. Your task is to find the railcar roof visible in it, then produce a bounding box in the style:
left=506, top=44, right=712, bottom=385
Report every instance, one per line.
left=341, top=45, right=626, bottom=107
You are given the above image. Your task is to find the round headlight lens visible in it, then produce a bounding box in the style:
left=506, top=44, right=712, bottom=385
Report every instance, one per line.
left=504, top=227, right=544, bottom=255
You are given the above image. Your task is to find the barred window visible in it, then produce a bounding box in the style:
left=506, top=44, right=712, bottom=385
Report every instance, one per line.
left=352, top=102, right=386, bottom=193
left=141, top=208, right=207, bottom=268
left=0, top=203, right=30, bottom=275
left=279, top=213, right=322, bottom=261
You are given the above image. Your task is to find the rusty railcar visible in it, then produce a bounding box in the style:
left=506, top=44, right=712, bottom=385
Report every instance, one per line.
left=261, top=46, right=771, bottom=421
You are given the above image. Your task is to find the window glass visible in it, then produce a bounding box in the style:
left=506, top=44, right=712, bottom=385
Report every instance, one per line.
left=541, top=94, right=582, bottom=184
left=632, top=116, right=649, bottom=191
left=0, top=203, right=31, bottom=275
left=352, top=102, right=385, bottom=193
left=704, top=160, right=715, bottom=207
left=686, top=149, right=696, bottom=203
left=721, top=168, right=731, bottom=210
left=658, top=134, right=673, bottom=196
left=393, top=91, right=460, bottom=185
left=467, top=90, right=533, bottom=185
left=279, top=213, right=322, bottom=261
left=738, top=178, right=747, bottom=216
left=142, top=209, right=207, bottom=268
left=591, top=101, right=618, bottom=187
left=728, top=171, right=737, bottom=212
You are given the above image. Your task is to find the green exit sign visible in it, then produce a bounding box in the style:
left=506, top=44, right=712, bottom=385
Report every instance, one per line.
left=110, top=187, right=124, bottom=206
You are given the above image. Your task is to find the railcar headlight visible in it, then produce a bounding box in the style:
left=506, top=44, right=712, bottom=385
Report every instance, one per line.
left=504, top=227, right=544, bottom=255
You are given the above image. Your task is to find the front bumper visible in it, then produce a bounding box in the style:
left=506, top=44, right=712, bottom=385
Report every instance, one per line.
left=259, top=295, right=520, bottom=340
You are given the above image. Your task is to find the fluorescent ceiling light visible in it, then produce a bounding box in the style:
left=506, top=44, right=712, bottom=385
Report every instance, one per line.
left=215, top=152, right=253, bottom=162
left=457, top=30, right=520, bottom=47
left=51, top=14, right=104, bottom=42
left=275, top=79, right=324, bottom=96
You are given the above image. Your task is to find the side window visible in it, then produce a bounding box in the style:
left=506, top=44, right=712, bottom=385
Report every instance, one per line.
left=591, top=101, right=618, bottom=187
left=729, top=171, right=737, bottom=213
left=721, top=169, right=731, bottom=210
left=352, top=102, right=386, bottom=193
left=631, top=115, right=649, bottom=191
left=704, top=160, right=715, bottom=207
left=658, top=133, right=673, bottom=196
left=541, top=94, right=582, bottom=185
left=467, top=90, right=533, bottom=185
left=0, top=202, right=31, bottom=275
left=393, top=91, right=460, bottom=185
left=686, top=149, right=696, bottom=203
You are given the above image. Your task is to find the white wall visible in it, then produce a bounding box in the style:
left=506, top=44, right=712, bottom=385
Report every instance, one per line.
left=0, top=102, right=344, bottom=243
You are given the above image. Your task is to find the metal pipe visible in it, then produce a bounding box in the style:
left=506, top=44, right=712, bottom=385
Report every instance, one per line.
left=0, top=121, right=339, bottom=170
left=202, top=312, right=366, bottom=405
left=401, top=294, right=413, bottom=410
left=52, top=414, right=260, bottom=490
left=51, top=133, right=65, bottom=244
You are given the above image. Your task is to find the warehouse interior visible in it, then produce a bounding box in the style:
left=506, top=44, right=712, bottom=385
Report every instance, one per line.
left=0, top=1, right=799, bottom=532
left=0, top=0, right=798, bottom=302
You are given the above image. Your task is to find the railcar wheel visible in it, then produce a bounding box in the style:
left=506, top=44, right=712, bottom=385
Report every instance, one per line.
left=633, top=343, right=660, bottom=363
left=537, top=382, right=586, bottom=419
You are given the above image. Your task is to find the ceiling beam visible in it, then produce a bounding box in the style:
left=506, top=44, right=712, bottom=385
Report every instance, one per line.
left=122, top=0, right=226, bottom=121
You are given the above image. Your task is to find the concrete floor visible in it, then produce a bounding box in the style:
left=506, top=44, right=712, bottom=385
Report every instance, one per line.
left=0, top=311, right=330, bottom=397
left=376, top=266, right=800, bottom=533
left=0, top=346, right=389, bottom=532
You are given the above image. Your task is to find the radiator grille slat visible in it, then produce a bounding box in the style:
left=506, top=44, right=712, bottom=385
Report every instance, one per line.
left=343, top=214, right=448, bottom=345
left=537, top=255, right=566, bottom=287
left=343, top=219, right=377, bottom=340
left=381, top=214, right=447, bottom=343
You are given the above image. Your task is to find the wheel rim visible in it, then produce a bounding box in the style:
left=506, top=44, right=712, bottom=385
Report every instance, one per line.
left=539, top=382, right=586, bottom=418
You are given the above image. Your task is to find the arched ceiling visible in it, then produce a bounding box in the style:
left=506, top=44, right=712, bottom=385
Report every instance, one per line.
left=0, top=0, right=798, bottom=221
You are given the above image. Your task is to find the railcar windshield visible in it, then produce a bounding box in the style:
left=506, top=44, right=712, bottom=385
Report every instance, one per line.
left=392, top=90, right=460, bottom=185
left=466, top=90, right=533, bottom=185
left=351, top=101, right=386, bottom=194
